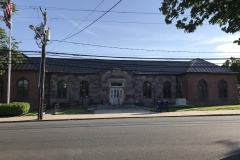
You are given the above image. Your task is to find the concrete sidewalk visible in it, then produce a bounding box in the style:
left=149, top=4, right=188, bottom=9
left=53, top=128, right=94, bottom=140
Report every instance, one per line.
left=1, top=109, right=240, bottom=123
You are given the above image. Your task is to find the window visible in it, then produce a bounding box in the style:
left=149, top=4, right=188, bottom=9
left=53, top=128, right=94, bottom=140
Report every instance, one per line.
left=218, top=80, right=228, bottom=98
left=111, top=82, right=123, bottom=87
left=0, top=79, right=3, bottom=99
left=57, top=80, right=67, bottom=98
left=80, top=81, right=89, bottom=98
left=198, top=80, right=208, bottom=99
left=143, top=81, right=152, bottom=98
left=17, top=78, right=29, bottom=98
left=163, top=82, right=171, bottom=98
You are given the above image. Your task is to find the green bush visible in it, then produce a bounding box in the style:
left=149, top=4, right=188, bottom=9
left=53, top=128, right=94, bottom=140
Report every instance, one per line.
left=0, top=102, right=30, bottom=117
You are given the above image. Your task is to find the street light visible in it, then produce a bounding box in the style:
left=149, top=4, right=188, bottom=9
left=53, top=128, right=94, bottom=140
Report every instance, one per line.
left=29, top=25, right=35, bottom=31
left=29, top=25, right=46, bottom=45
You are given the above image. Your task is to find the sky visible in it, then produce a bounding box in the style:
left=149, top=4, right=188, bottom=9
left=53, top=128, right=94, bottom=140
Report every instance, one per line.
left=1, top=0, right=240, bottom=65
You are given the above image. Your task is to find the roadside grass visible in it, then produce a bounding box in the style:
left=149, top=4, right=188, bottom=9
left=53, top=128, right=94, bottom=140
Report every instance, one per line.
left=25, top=109, right=38, bottom=116
left=55, top=108, right=93, bottom=115
left=26, top=104, right=240, bottom=115
left=151, top=105, right=240, bottom=112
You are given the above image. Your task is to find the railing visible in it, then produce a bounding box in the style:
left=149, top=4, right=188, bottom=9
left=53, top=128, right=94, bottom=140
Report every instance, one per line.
left=52, top=99, right=103, bottom=110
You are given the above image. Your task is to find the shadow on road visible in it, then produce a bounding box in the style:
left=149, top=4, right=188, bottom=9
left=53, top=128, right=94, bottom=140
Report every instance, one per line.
left=221, top=152, right=240, bottom=160
left=216, top=140, right=240, bottom=160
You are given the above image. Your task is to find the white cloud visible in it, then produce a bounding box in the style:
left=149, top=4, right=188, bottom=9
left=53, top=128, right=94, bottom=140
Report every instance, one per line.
left=199, top=35, right=240, bottom=45
left=215, top=43, right=240, bottom=57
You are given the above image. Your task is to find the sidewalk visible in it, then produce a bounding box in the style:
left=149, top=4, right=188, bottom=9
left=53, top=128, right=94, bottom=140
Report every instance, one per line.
left=1, top=109, right=240, bottom=123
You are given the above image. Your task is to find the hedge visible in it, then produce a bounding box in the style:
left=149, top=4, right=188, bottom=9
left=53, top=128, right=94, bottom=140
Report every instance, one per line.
left=0, top=102, right=30, bottom=117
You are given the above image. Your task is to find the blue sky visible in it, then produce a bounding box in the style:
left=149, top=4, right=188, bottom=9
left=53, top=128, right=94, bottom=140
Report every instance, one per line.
left=1, top=0, right=240, bottom=64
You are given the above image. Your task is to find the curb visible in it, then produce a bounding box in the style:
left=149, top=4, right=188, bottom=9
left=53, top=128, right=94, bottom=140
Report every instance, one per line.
left=1, top=113, right=240, bottom=123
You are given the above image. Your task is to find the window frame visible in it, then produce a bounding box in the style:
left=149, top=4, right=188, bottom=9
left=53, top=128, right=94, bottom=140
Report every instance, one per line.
left=163, top=82, right=171, bottom=98
left=198, top=80, right=208, bottom=99
left=17, top=78, right=29, bottom=99
left=57, top=80, right=67, bottom=98
left=143, top=81, right=152, bottom=98
left=80, top=81, right=89, bottom=98
left=218, top=80, right=228, bottom=98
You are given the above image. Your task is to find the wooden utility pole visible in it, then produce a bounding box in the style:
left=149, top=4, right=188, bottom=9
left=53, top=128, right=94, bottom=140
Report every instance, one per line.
left=38, top=8, right=47, bottom=120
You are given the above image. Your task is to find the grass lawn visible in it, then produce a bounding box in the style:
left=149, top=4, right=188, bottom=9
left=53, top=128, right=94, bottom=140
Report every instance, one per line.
left=25, top=109, right=38, bottom=116
left=152, top=105, right=240, bottom=112
left=55, top=108, right=93, bottom=115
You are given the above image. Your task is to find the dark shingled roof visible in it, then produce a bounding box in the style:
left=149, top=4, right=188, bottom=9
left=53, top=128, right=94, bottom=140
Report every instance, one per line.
left=186, top=59, right=234, bottom=73
left=12, top=57, right=236, bottom=75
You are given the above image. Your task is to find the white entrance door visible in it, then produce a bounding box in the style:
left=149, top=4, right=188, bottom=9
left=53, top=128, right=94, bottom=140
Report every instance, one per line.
left=110, top=88, right=124, bottom=105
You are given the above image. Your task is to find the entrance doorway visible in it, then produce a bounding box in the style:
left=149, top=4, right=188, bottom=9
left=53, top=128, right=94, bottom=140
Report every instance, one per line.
left=109, top=88, right=124, bottom=105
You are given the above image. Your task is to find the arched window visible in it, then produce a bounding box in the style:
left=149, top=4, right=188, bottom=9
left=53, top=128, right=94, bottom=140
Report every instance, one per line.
left=17, top=78, right=29, bottom=98
left=0, top=79, right=3, bottom=99
left=218, top=80, right=228, bottom=98
left=143, top=81, right=152, bottom=98
left=198, top=80, right=208, bottom=99
left=163, top=82, right=171, bottom=98
left=57, top=80, right=67, bottom=98
left=80, top=81, right=89, bottom=98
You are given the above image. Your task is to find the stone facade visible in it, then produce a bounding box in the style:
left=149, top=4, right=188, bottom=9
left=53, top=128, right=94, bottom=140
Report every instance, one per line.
left=43, top=67, right=180, bottom=107
left=0, top=64, right=238, bottom=108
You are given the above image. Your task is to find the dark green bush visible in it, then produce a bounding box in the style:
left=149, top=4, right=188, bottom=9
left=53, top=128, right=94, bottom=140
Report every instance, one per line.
left=0, top=102, right=30, bottom=117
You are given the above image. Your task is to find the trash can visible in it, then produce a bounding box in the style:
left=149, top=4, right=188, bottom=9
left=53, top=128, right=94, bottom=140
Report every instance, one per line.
left=164, top=100, right=169, bottom=112
left=156, top=101, right=164, bottom=112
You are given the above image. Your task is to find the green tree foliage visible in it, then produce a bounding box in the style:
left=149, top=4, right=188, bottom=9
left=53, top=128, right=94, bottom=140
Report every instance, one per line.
left=0, top=0, right=24, bottom=75
left=159, top=0, right=240, bottom=33
left=222, top=57, right=240, bottom=88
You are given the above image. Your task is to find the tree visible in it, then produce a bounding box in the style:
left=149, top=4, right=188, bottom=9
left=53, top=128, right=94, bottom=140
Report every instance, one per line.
left=0, top=0, right=24, bottom=75
left=159, top=0, right=240, bottom=33
left=222, top=57, right=240, bottom=88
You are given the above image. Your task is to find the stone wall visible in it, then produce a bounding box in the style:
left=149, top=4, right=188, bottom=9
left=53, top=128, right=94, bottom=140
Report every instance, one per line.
left=100, top=67, right=134, bottom=104
left=48, top=73, right=100, bottom=105
left=133, top=74, right=177, bottom=106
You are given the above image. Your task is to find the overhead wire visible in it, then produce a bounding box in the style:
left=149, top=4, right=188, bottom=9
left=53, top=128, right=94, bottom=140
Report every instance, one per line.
left=63, top=0, right=105, bottom=40
left=1, top=49, right=238, bottom=61
left=0, top=50, right=237, bottom=73
left=63, top=0, right=123, bottom=40
left=50, top=40, right=240, bottom=54
left=17, top=6, right=163, bottom=15
left=51, top=0, right=105, bottom=51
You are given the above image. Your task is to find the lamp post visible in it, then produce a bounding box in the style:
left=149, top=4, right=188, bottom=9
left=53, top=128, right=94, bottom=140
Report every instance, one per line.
left=29, top=9, right=47, bottom=120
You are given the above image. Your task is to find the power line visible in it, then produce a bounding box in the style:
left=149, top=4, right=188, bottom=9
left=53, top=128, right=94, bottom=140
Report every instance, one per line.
left=2, top=49, right=238, bottom=61
left=15, top=16, right=211, bottom=26
left=52, top=0, right=105, bottom=51
left=17, top=6, right=162, bottom=15
left=50, top=40, right=240, bottom=54
left=63, top=0, right=123, bottom=40
left=63, top=0, right=105, bottom=40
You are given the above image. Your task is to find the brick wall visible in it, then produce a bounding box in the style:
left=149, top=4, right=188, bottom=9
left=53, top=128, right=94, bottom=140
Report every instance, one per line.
left=181, top=73, right=238, bottom=105
left=0, top=70, right=39, bottom=108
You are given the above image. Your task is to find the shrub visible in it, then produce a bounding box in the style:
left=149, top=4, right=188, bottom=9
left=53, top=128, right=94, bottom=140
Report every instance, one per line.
left=0, top=102, right=30, bottom=117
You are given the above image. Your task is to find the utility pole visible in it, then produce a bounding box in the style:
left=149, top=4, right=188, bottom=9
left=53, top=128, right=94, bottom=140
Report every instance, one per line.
left=38, top=8, right=47, bottom=120
left=29, top=8, right=49, bottom=120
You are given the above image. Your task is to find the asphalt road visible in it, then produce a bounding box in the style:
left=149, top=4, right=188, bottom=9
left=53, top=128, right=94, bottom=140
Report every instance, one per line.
left=1, top=116, right=240, bottom=160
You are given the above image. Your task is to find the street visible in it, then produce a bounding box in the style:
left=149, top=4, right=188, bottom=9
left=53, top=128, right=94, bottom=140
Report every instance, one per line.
left=0, top=116, right=240, bottom=160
